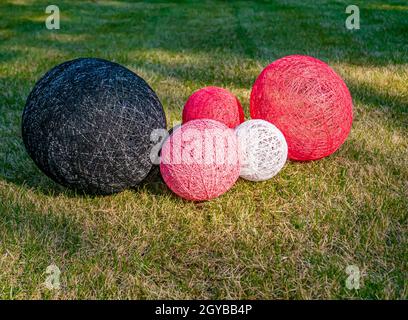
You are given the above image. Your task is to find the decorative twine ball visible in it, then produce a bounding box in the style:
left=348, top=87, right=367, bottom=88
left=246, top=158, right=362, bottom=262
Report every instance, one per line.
left=182, top=86, right=245, bottom=128
left=160, top=119, right=240, bottom=201
left=22, top=58, right=166, bottom=195
left=250, top=55, right=353, bottom=161
left=235, top=119, right=288, bottom=181
left=155, top=124, right=182, bottom=160
left=168, top=123, right=182, bottom=136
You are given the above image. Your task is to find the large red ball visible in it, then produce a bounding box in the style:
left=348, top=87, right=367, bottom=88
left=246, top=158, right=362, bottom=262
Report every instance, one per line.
left=182, top=86, right=245, bottom=128
left=160, top=119, right=240, bottom=201
left=250, top=55, right=353, bottom=161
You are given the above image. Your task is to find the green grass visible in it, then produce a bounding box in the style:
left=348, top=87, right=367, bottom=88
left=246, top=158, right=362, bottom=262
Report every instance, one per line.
left=0, top=0, right=407, bottom=299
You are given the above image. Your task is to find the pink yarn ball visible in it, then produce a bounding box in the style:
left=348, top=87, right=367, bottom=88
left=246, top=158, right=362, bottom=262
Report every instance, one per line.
left=250, top=55, right=353, bottom=161
left=182, top=86, right=245, bottom=128
left=160, top=119, right=240, bottom=201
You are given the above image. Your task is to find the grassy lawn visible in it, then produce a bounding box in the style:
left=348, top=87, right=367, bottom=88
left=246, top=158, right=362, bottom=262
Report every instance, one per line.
left=0, top=0, right=407, bottom=299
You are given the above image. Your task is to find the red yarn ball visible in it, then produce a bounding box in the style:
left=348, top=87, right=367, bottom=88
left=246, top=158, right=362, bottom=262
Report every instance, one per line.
left=182, top=86, right=245, bottom=128
left=160, top=119, right=240, bottom=201
left=250, top=55, right=353, bottom=161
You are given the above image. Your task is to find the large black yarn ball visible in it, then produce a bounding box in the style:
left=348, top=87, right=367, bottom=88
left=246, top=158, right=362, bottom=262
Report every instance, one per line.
left=22, top=58, right=167, bottom=195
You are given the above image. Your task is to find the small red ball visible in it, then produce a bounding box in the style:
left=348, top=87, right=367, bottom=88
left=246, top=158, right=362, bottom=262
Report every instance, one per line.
left=160, top=119, right=240, bottom=201
left=250, top=55, right=353, bottom=161
left=182, top=86, right=245, bottom=128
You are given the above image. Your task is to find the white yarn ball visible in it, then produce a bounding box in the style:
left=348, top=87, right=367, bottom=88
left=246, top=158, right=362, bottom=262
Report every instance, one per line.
left=235, top=119, right=288, bottom=181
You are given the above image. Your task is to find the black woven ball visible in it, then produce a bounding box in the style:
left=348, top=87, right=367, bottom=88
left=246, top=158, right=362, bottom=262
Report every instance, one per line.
left=22, top=58, right=167, bottom=195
